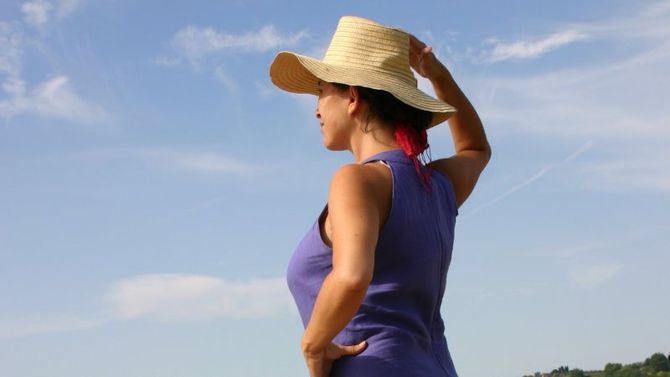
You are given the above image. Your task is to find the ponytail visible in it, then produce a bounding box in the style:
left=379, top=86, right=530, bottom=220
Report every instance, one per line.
left=394, top=123, right=433, bottom=192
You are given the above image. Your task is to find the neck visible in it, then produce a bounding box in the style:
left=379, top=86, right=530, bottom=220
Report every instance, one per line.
left=349, top=118, right=401, bottom=163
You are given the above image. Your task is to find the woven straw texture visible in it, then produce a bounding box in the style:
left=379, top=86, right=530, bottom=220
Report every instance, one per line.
left=270, top=16, right=457, bottom=129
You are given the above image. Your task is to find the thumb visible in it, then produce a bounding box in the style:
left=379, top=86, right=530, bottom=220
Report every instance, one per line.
left=338, top=340, right=367, bottom=356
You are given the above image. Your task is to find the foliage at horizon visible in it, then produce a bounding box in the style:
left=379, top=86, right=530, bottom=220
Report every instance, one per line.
left=522, top=352, right=670, bottom=377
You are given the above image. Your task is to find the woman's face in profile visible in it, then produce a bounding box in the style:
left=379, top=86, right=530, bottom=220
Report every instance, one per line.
left=315, top=81, right=353, bottom=151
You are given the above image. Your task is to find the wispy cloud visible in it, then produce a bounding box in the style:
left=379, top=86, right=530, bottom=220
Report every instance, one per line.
left=0, top=75, right=110, bottom=124
left=21, top=0, right=52, bottom=29
left=483, top=30, right=588, bottom=63
left=0, top=274, right=294, bottom=339
left=463, top=2, right=670, bottom=193
left=164, top=24, right=307, bottom=70
left=0, top=21, right=24, bottom=81
left=570, top=262, right=622, bottom=289
left=157, top=24, right=307, bottom=89
left=131, top=147, right=264, bottom=176
left=0, top=316, right=108, bottom=340
left=471, top=1, right=670, bottom=136
left=523, top=240, right=607, bottom=258
left=171, top=24, right=306, bottom=62
left=174, top=151, right=254, bottom=174
left=1, top=13, right=108, bottom=125
left=575, top=152, right=670, bottom=192
left=214, top=64, right=238, bottom=92
left=21, top=0, right=84, bottom=29
left=103, top=274, right=294, bottom=322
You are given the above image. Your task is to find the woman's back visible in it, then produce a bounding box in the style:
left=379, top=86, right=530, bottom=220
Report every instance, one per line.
left=287, top=149, right=460, bottom=376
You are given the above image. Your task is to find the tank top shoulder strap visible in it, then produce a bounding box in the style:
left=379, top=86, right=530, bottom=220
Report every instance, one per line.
left=360, top=149, right=410, bottom=165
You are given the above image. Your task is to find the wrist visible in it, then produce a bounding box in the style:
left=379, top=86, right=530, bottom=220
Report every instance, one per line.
left=301, top=335, right=326, bottom=356
left=301, top=341, right=325, bottom=357
left=427, top=67, right=452, bottom=84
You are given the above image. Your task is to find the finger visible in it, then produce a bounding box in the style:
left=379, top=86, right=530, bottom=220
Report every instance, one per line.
left=306, top=358, right=323, bottom=377
left=323, top=361, right=333, bottom=377
left=409, top=34, right=425, bottom=48
left=338, top=340, right=368, bottom=356
left=409, top=35, right=425, bottom=54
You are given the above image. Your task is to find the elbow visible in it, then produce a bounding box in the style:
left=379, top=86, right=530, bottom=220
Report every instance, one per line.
left=331, top=269, right=372, bottom=293
left=484, top=145, right=492, bottom=162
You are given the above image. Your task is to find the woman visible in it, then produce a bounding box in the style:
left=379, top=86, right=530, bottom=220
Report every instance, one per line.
left=270, top=16, right=491, bottom=377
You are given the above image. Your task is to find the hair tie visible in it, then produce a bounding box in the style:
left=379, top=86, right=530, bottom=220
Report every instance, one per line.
left=394, top=123, right=433, bottom=191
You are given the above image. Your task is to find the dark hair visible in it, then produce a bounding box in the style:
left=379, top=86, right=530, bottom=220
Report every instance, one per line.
left=331, top=83, right=433, bottom=133
left=332, top=82, right=434, bottom=191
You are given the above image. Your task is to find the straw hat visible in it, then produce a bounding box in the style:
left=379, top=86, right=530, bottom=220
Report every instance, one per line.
left=269, top=16, right=457, bottom=129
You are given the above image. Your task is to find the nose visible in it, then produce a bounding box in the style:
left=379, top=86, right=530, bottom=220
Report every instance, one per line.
left=315, top=107, right=321, bottom=120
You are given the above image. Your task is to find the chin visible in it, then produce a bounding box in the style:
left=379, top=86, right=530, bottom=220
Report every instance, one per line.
left=323, top=142, right=347, bottom=152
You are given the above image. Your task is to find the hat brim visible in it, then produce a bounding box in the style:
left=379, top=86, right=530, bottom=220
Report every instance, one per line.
left=270, top=51, right=456, bottom=129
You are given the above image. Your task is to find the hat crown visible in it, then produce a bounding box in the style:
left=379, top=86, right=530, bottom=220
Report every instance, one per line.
left=322, top=16, right=417, bottom=87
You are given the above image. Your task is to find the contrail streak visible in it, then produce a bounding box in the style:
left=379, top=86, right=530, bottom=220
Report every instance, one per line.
left=462, top=141, right=594, bottom=219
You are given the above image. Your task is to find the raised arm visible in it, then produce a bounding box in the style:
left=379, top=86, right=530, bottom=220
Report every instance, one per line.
left=409, top=35, right=492, bottom=208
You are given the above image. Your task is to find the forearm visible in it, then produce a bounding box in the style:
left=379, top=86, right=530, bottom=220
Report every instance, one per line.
left=301, top=270, right=368, bottom=354
left=431, top=68, right=491, bottom=155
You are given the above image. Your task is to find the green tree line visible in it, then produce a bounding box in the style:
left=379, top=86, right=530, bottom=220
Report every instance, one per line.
left=522, top=352, right=670, bottom=377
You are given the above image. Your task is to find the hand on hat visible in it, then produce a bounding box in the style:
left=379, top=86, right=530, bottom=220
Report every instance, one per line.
left=409, top=35, right=450, bottom=81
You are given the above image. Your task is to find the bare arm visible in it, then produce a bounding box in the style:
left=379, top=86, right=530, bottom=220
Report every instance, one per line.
left=410, top=35, right=492, bottom=207
left=300, top=164, right=379, bottom=376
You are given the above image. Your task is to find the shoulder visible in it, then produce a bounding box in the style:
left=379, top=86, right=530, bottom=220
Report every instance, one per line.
left=329, top=163, right=390, bottom=199
left=327, top=163, right=392, bottom=218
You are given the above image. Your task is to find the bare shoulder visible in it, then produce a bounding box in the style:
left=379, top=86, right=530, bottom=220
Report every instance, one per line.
left=327, top=162, right=392, bottom=225
left=329, top=163, right=391, bottom=202
left=428, top=150, right=492, bottom=208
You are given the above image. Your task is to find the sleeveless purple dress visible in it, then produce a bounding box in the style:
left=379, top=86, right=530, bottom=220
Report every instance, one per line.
left=287, top=149, right=459, bottom=376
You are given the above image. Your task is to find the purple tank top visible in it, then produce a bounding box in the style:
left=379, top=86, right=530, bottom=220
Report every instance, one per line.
left=286, top=149, right=459, bottom=377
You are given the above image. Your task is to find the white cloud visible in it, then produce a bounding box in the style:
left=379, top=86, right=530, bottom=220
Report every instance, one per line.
left=170, top=24, right=307, bottom=66
left=162, top=24, right=307, bottom=89
left=0, top=273, right=294, bottom=339
left=483, top=30, right=588, bottom=63
left=0, top=21, right=23, bottom=79
left=574, top=152, right=670, bottom=192
left=570, top=262, right=622, bottom=289
left=20, top=0, right=84, bottom=29
left=21, top=0, right=53, bottom=28
left=471, top=43, right=670, bottom=191
left=1, top=16, right=108, bottom=125
left=462, top=2, right=670, bottom=193
left=581, top=0, right=670, bottom=41
left=103, top=274, right=295, bottom=321
left=0, top=75, right=110, bottom=124
left=55, top=0, right=83, bottom=19
left=474, top=1, right=670, bottom=136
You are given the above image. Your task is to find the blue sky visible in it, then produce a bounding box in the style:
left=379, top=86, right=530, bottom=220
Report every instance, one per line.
left=1, top=1, right=668, bottom=376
